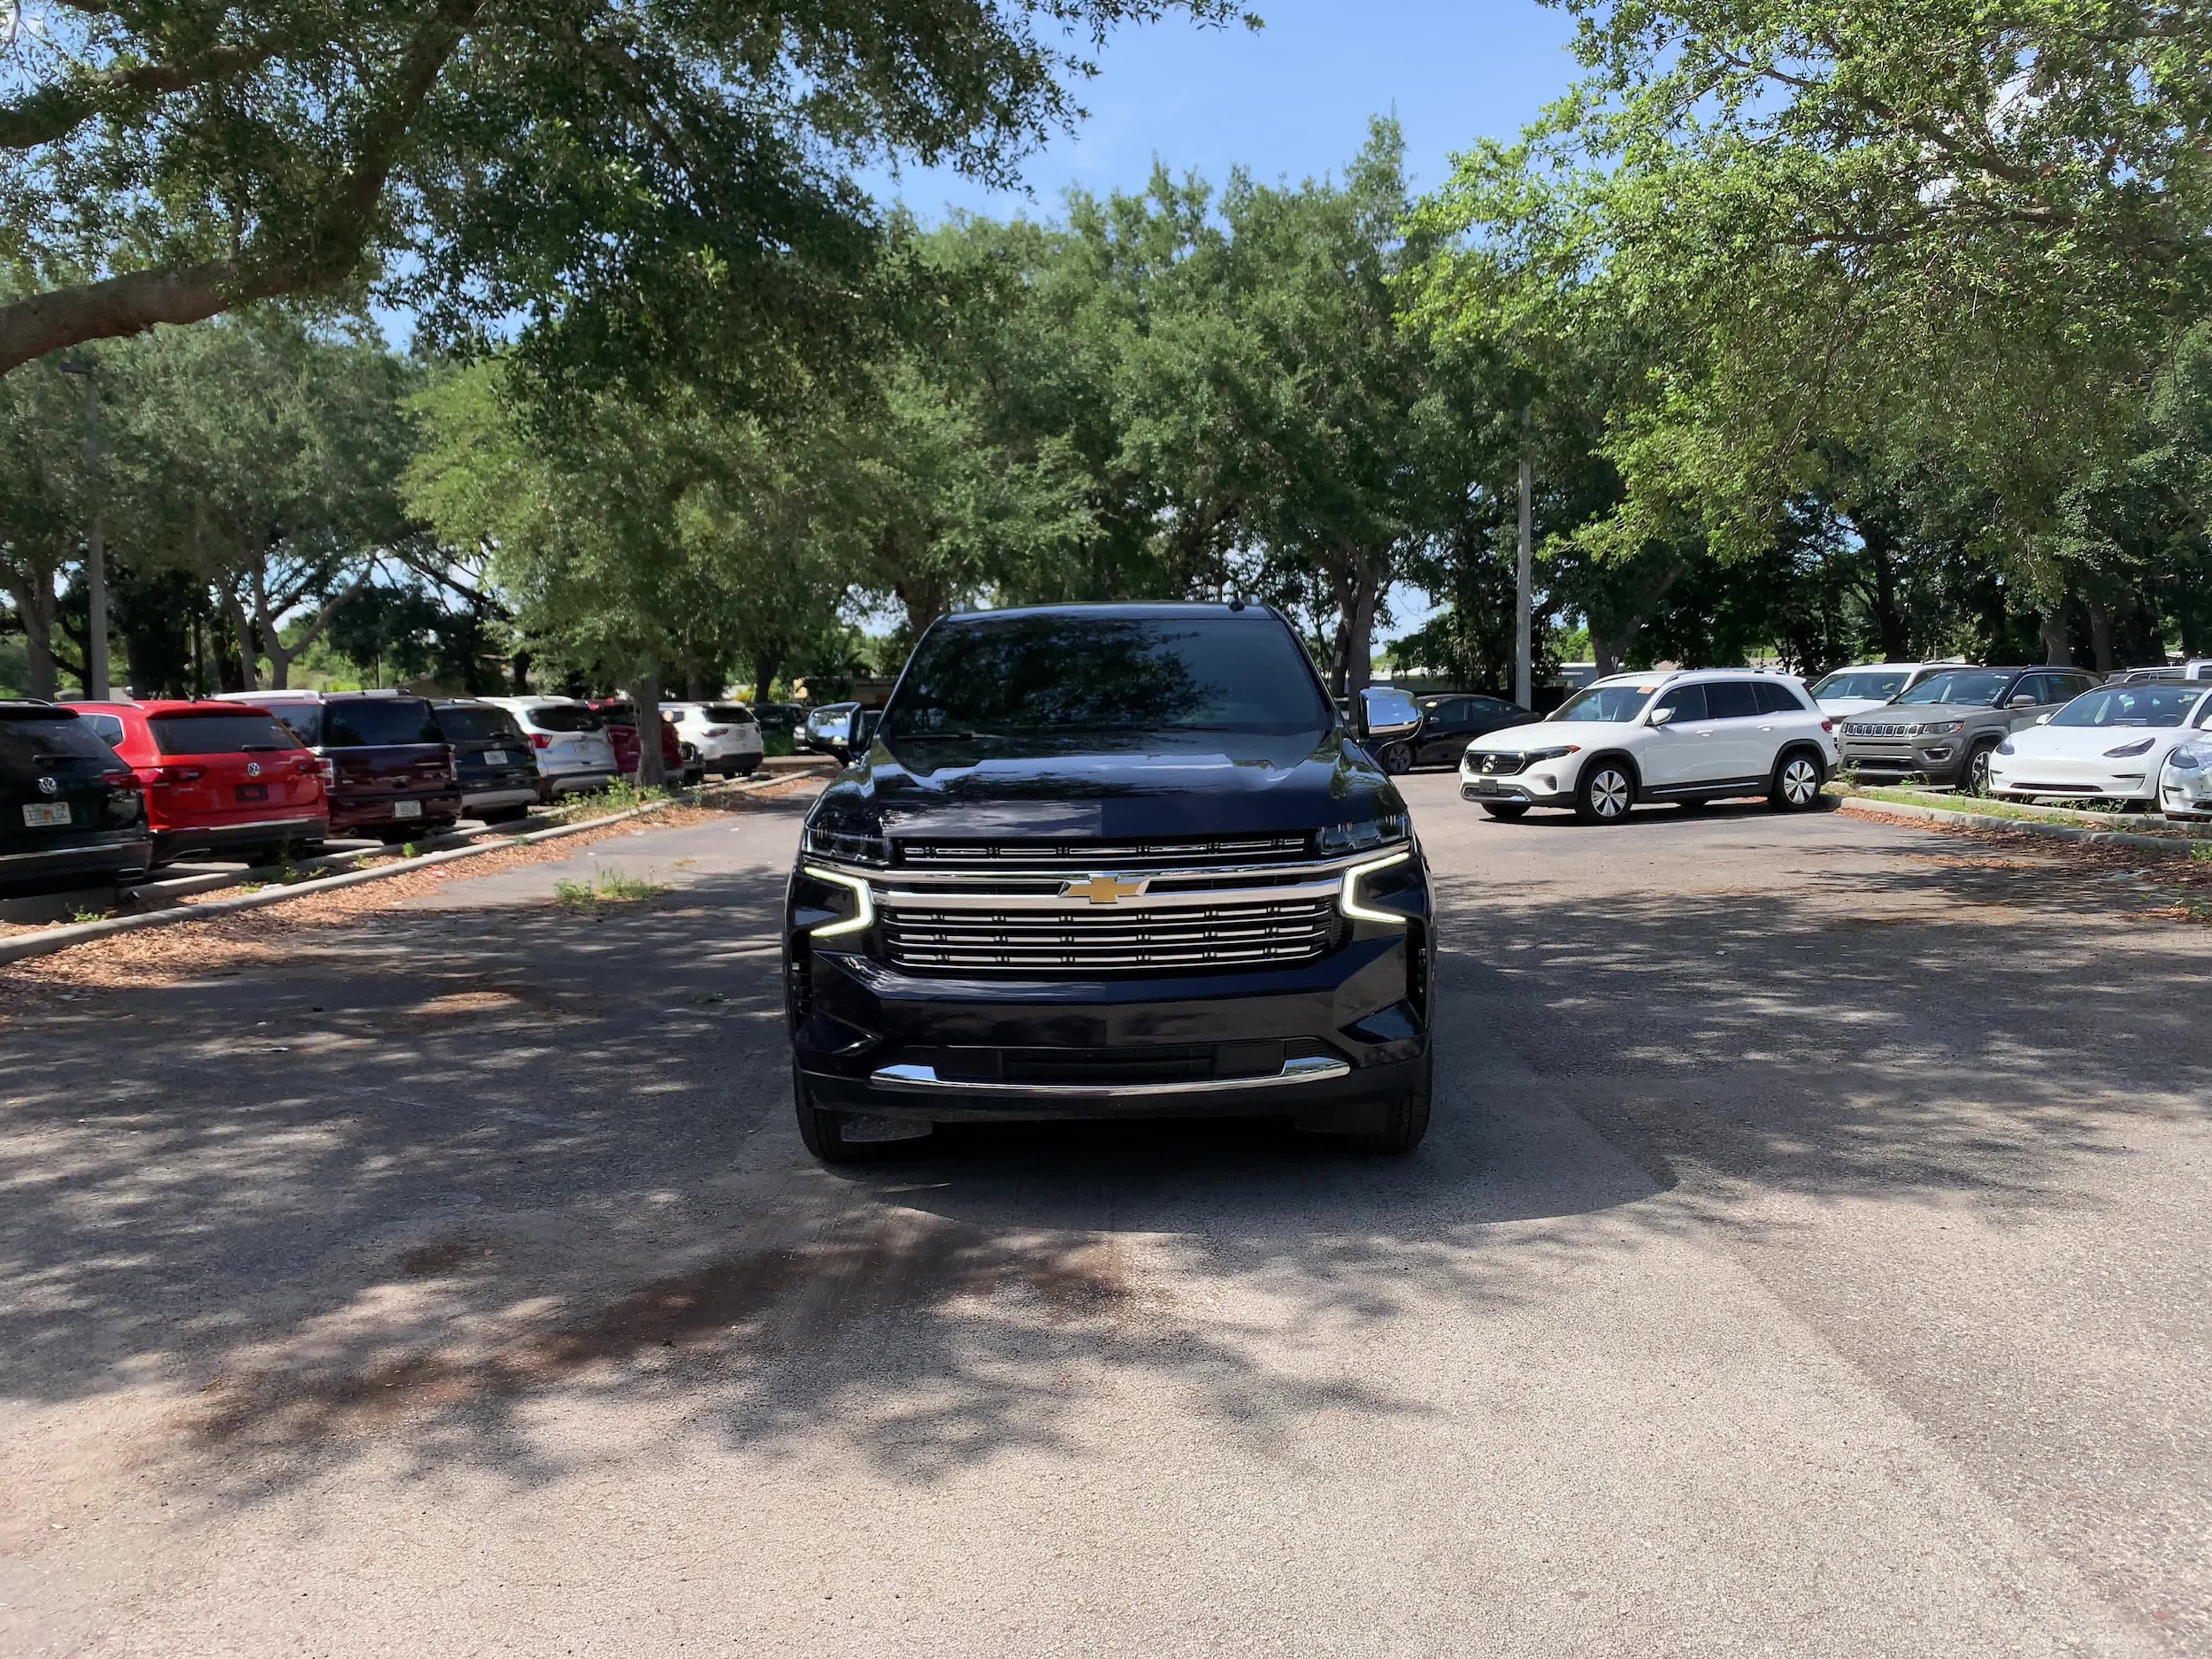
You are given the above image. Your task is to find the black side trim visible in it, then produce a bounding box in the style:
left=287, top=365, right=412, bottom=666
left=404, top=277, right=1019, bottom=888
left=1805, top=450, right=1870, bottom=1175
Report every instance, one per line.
left=1641, top=774, right=1771, bottom=799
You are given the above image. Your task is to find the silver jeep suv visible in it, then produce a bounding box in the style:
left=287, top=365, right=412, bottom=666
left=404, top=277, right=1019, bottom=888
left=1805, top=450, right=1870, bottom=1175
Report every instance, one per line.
left=1837, top=665, right=2101, bottom=793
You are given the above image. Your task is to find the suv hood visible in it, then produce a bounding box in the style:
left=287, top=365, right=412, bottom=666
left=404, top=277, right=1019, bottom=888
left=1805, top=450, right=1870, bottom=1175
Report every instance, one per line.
left=1845, top=702, right=1993, bottom=725
left=815, top=731, right=1402, bottom=841
left=1465, top=719, right=1636, bottom=754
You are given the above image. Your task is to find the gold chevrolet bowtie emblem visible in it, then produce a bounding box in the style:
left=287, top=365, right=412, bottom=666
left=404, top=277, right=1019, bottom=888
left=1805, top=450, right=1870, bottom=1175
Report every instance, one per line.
left=1063, top=874, right=1148, bottom=904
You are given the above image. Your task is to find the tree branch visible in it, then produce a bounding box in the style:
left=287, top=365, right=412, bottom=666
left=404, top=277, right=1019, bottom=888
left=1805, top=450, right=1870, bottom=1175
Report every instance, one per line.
left=0, top=41, right=286, bottom=152
left=0, top=0, right=481, bottom=376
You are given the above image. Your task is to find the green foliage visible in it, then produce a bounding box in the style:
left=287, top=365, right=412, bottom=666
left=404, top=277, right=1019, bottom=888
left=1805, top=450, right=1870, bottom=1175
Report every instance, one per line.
left=555, top=865, right=665, bottom=907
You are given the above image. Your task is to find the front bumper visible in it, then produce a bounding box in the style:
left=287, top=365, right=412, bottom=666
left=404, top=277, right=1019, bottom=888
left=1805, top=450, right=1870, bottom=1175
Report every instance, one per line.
left=787, top=862, right=1432, bottom=1128
left=1839, top=739, right=1964, bottom=783
left=539, top=769, right=617, bottom=798
left=1988, top=761, right=2151, bottom=801
left=330, top=790, right=464, bottom=834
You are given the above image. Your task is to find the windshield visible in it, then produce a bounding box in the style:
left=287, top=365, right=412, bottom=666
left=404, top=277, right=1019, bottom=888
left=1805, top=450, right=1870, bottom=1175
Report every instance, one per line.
left=887, top=613, right=1333, bottom=738
left=150, top=713, right=302, bottom=755
left=324, top=699, right=443, bottom=748
left=1811, top=670, right=1909, bottom=702
left=1548, top=682, right=1662, bottom=724
left=2049, top=685, right=2204, bottom=729
left=1896, top=670, right=2011, bottom=707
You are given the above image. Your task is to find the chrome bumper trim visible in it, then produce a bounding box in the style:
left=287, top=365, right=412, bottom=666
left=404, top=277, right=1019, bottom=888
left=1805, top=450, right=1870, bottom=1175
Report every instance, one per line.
left=868, top=1055, right=1352, bottom=1098
left=879, top=876, right=1344, bottom=914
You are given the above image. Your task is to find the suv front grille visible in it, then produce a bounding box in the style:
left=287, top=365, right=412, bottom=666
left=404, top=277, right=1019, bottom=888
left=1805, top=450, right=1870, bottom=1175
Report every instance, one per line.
left=896, top=834, right=1311, bottom=871
left=881, top=894, right=1336, bottom=974
left=1464, top=751, right=1532, bottom=776
left=1845, top=722, right=1911, bottom=738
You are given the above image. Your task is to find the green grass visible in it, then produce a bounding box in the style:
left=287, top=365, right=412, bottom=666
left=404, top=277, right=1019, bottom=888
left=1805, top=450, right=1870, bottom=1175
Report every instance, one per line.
left=1843, top=782, right=2212, bottom=838
left=541, top=779, right=672, bottom=822
left=554, top=865, right=668, bottom=909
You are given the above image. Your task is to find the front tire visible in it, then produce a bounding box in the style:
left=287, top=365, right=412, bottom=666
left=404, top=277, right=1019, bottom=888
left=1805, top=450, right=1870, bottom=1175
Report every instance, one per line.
left=793, top=1061, right=863, bottom=1164
left=1379, top=743, right=1413, bottom=776
left=1479, top=801, right=1530, bottom=821
left=1575, top=759, right=1636, bottom=825
left=1345, top=1047, right=1432, bottom=1154
left=1768, top=749, right=1825, bottom=811
left=1962, top=739, right=1999, bottom=796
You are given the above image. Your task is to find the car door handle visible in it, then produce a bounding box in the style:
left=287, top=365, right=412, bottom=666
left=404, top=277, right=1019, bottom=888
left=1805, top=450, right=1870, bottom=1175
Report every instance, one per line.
left=1758, top=724, right=1774, bottom=732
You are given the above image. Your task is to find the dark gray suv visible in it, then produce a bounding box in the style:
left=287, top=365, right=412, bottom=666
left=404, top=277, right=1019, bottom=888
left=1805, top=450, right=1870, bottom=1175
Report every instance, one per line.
left=1837, top=666, right=2101, bottom=793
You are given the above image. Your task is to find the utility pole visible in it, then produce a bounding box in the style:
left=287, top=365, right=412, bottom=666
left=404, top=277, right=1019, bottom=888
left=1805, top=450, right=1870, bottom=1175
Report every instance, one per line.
left=58, top=359, right=110, bottom=700
left=1516, top=403, right=1532, bottom=711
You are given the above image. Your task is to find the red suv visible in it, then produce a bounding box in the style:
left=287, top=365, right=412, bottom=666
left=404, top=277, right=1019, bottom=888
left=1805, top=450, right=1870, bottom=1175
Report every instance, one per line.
left=591, top=700, right=698, bottom=784
left=214, top=690, right=462, bottom=841
left=68, top=699, right=327, bottom=866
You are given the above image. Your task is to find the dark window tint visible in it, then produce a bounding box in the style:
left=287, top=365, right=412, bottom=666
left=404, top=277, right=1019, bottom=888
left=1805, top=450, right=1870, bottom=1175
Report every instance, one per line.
left=524, top=703, right=602, bottom=733
left=1753, top=680, right=1809, bottom=714
left=1655, top=684, right=1708, bottom=722
left=890, top=614, right=1333, bottom=737
left=248, top=703, right=322, bottom=746
left=324, top=699, right=442, bottom=748
left=0, top=711, right=121, bottom=771
left=1898, top=669, right=2013, bottom=707
left=434, top=704, right=523, bottom=743
left=80, top=712, right=127, bottom=747
left=704, top=704, right=755, bottom=725
left=1704, top=681, right=1763, bottom=719
left=150, top=713, right=302, bottom=755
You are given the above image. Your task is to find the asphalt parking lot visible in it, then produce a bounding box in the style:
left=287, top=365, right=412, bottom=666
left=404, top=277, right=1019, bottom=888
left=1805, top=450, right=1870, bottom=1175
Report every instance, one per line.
left=4, top=775, right=2209, bottom=1655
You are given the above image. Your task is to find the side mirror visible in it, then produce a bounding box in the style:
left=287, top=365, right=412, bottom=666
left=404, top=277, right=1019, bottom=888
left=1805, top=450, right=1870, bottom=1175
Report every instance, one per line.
left=2008, top=694, right=2037, bottom=709
left=1647, top=705, right=1676, bottom=726
left=2035, top=712, right=2053, bottom=725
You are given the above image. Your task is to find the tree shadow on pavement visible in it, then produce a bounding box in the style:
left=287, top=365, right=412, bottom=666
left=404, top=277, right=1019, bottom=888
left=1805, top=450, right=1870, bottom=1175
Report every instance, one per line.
left=1, top=818, right=2205, bottom=1509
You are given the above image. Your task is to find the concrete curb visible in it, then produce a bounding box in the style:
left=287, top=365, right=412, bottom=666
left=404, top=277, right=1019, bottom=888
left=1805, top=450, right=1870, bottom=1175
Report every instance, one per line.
left=0, top=770, right=821, bottom=968
left=1837, top=794, right=2207, bottom=858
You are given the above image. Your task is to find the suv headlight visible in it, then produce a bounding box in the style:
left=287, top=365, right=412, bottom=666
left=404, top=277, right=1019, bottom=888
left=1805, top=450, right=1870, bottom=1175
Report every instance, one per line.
left=1340, top=848, right=1413, bottom=925
left=1517, top=745, right=1579, bottom=764
left=1316, top=813, right=1409, bottom=857
left=1910, top=720, right=1962, bottom=737
left=801, top=866, right=875, bottom=939
left=803, top=818, right=889, bottom=866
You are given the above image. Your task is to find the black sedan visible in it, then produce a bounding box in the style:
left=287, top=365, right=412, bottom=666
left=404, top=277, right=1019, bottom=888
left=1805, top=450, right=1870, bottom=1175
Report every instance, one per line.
left=1375, top=694, right=1536, bottom=773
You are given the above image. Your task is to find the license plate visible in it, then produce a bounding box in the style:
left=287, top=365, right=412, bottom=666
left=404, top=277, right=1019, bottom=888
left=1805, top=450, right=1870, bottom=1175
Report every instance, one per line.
left=482, top=750, right=509, bottom=766
left=235, top=784, right=268, bottom=803
left=393, top=800, right=423, bottom=819
left=22, top=802, right=71, bottom=828
left=1466, top=780, right=1501, bottom=796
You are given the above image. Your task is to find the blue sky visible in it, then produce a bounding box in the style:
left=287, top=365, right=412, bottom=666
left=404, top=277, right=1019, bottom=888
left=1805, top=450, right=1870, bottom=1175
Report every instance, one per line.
left=863, top=0, right=1586, bottom=644
left=868, top=0, right=1582, bottom=222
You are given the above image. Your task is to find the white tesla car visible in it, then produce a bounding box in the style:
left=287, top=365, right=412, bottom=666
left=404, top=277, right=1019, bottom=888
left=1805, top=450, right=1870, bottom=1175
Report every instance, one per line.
left=2160, top=733, right=2212, bottom=819
left=1988, top=679, right=2212, bottom=806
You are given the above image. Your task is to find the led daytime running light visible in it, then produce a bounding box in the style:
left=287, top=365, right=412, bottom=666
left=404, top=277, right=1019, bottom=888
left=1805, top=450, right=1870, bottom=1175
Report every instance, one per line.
left=1340, top=848, right=1412, bottom=925
left=804, top=864, right=875, bottom=938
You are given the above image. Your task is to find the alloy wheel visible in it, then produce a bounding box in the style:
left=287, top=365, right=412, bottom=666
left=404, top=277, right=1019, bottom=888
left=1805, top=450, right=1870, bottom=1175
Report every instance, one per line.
left=1782, top=757, right=1820, bottom=806
left=1589, top=767, right=1631, bottom=818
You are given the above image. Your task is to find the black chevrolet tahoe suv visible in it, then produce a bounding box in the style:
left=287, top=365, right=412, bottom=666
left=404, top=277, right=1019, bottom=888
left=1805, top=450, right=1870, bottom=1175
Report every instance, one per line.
left=783, top=603, right=1435, bottom=1161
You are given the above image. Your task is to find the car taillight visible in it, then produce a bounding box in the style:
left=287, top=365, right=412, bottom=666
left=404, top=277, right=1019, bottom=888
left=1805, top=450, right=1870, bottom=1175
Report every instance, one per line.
left=293, top=757, right=319, bottom=776
left=144, top=764, right=204, bottom=786
left=1820, top=718, right=1833, bottom=733
left=531, top=733, right=552, bottom=749
left=319, top=757, right=337, bottom=787
left=704, top=726, right=730, bottom=737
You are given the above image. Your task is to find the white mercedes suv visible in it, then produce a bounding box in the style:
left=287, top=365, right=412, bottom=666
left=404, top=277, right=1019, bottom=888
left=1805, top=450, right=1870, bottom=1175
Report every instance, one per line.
left=1459, top=671, right=1837, bottom=824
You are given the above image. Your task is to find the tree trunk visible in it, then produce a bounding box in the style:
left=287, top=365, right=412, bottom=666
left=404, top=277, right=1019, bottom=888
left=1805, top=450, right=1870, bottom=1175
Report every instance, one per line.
left=2086, top=601, right=2115, bottom=674
left=7, top=575, right=58, bottom=700
left=2040, top=610, right=2072, bottom=666
left=1863, top=529, right=1909, bottom=660
left=511, top=649, right=532, bottom=694
left=221, top=584, right=259, bottom=691
left=750, top=650, right=784, bottom=706
left=631, top=666, right=667, bottom=789
left=1331, top=549, right=1383, bottom=697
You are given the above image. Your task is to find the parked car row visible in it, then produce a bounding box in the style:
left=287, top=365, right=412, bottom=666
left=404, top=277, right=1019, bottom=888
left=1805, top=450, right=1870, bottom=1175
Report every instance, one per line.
left=0, top=687, right=784, bottom=902
left=1447, top=657, right=2212, bottom=825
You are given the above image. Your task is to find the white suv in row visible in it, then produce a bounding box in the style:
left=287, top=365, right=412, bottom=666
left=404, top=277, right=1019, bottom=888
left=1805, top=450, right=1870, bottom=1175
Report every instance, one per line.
left=662, top=702, right=765, bottom=779
left=1459, top=670, right=1837, bottom=824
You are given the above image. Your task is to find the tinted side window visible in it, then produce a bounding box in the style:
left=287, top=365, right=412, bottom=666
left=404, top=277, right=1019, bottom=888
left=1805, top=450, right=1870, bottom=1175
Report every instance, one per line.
left=81, top=712, right=127, bottom=747
left=2009, top=675, right=2050, bottom=705
left=1655, top=685, right=1708, bottom=722
left=1752, top=681, right=1806, bottom=715
left=0, top=712, right=120, bottom=771
left=1705, top=681, right=1763, bottom=719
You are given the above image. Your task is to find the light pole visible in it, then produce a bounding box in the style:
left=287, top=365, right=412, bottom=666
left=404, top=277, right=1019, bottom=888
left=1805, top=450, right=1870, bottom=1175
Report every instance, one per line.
left=1515, top=403, right=1532, bottom=712
left=57, top=359, right=110, bottom=700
